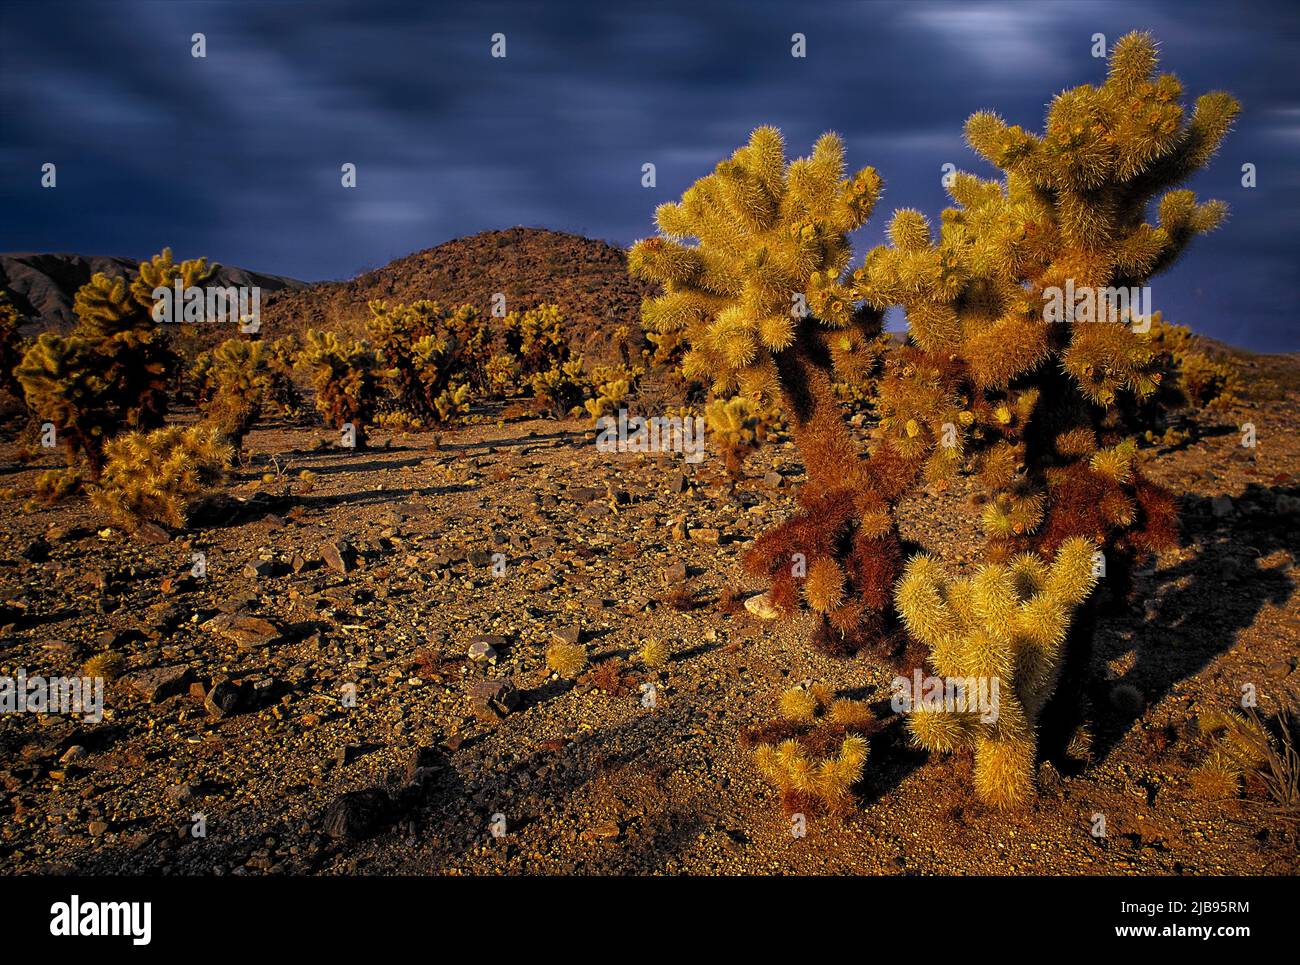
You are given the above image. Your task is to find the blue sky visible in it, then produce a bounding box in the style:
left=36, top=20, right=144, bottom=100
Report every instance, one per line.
left=2, top=0, right=1297, bottom=350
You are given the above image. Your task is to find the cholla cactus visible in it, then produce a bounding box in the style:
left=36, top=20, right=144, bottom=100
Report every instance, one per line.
left=896, top=538, right=1099, bottom=807
left=582, top=362, right=642, bottom=422
left=367, top=299, right=488, bottom=424
left=631, top=35, right=1233, bottom=665
left=199, top=338, right=278, bottom=451
left=0, top=292, right=24, bottom=400
left=530, top=357, right=589, bottom=419
left=1190, top=703, right=1299, bottom=818
left=630, top=127, right=898, bottom=655
left=296, top=329, right=386, bottom=448
left=91, top=423, right=232, bottom=529
left=704, top=393, right=779, bottom=477
left=17, top=249, right=214, bottom=473
left=748, top=682, right=874, bottom=815
left=16, top=333, right=118, bottom=473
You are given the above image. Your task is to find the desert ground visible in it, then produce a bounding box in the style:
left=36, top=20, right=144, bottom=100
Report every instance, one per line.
left=1, top=344, right=1297, bottom=876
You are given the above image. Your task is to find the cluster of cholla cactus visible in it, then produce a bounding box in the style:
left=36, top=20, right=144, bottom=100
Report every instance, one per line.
left=633, top=34, right=1230, bottom=647
left=367, top=299, right=490, bottom=425
left=90, top=424, right=232, bottom=529
left=295, top=329, right=387, bottom=448
left=746, top=682, right=874, bottom=815
left=17, top=249, right=213, bottom=474
left=896, top=538, right=1098, bottom=807
left=632, top=34, right=1236, bottom=804
left=704, top=394, right=780, bottom=477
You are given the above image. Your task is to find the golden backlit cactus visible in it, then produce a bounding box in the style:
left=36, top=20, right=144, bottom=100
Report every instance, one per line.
left=17, top=249, right=214, bottom=473
left=582, top=361, right=642, bottom=423
left=631, top=128, right=905, bottom=656
left=749, top=683, right=874, bottom=815
left=367, top=299, right=489, bottom=424
left=295, top=329, right=386, bottom=448
left=198, top=338, right=278, bottom=451
left=91, top=423, right=232, bottom=530
left=896, top=538, right=1100, bottom=807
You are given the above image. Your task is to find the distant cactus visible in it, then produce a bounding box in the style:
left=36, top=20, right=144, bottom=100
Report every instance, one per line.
left=530, top=357, right=589, bottom=419
left=367, top=299, right=487, bottom=424
left=896, top=538, right=1100, bottom=808
left=582, top=362, right=642, bottom=423
left=0, top=292, right=24, bottom=400
left=295, top=329, right=386, bottom=448
left=704, top=394, right=779, bottom=477
left=198, top=338, right=277, bottom=451
left=91, top=423, right=232, bottom=530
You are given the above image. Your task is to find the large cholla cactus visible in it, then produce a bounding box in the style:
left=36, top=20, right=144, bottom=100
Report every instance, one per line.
left=91, top=423, right=232, bottom=529
left=630, top=127, right=897, bottom=656
left=896, top=538, right=1098, bottom=807
left=17, top=249, right=214, bottom=473
left=631, top=34, right=1234, bottom=663
left=296, top=329, right=386, bottom=448
left=851, top=32, right=1233, bottom=584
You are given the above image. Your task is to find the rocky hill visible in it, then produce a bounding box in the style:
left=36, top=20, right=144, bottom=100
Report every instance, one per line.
left=0, top=253, right=305, bottom=331
left=259, top=227, right=657, bottom=364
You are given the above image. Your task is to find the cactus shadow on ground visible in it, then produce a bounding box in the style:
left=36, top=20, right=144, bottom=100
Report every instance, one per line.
left=1079, top=484, right=1299, bottom=764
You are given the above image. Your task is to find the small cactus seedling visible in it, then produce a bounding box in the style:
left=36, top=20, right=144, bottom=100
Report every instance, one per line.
left=296, top=329, right=386, bottom=448
left=895, top=537, right=1099, bottom=808
left=746, top=682, right=876, bottom=816
left=1191, top=703, right=1299, bottom=818
left=546, top=641, right=588, bottom=679
left=91, top=423, right=233, bottom=530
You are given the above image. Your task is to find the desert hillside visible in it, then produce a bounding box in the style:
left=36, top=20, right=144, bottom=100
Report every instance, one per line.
left=258, top=228, right=658, bottom=365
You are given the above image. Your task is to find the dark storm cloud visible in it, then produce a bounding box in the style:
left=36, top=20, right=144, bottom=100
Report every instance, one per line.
left=1, top=0, right=1296, bottom=349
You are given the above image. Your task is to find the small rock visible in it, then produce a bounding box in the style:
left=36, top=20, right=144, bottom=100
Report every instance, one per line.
left=763, top=471, right=783, bottom=489
left=320, top=788, right=391, bottom=842
left=205, top=614, right=282, bottom=649
left=663, top=561, right=688, bottom=585
left=1211, top=495, right=1234, bottom=518
left=126, top=665, right=194, bottom=704
left=135, top=522, right=172, bottom=545
left=689, top=527, right=721, bottom=545
left=668, top=472, right=687, bottom=494
left=743, top=591, right=782, bottom=620
left=166, top=783, right=197, bottom=805
left=467, top=677, right=521, bottom=719
left=551, top=625, right=581, bottom=646
left=467, top=639, right=498, bottom=662
left=243, top=559, right=275, bottom=579
left=204, top=679, right=243, bottom=719
left=320, top=541, right=354, bottom=575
